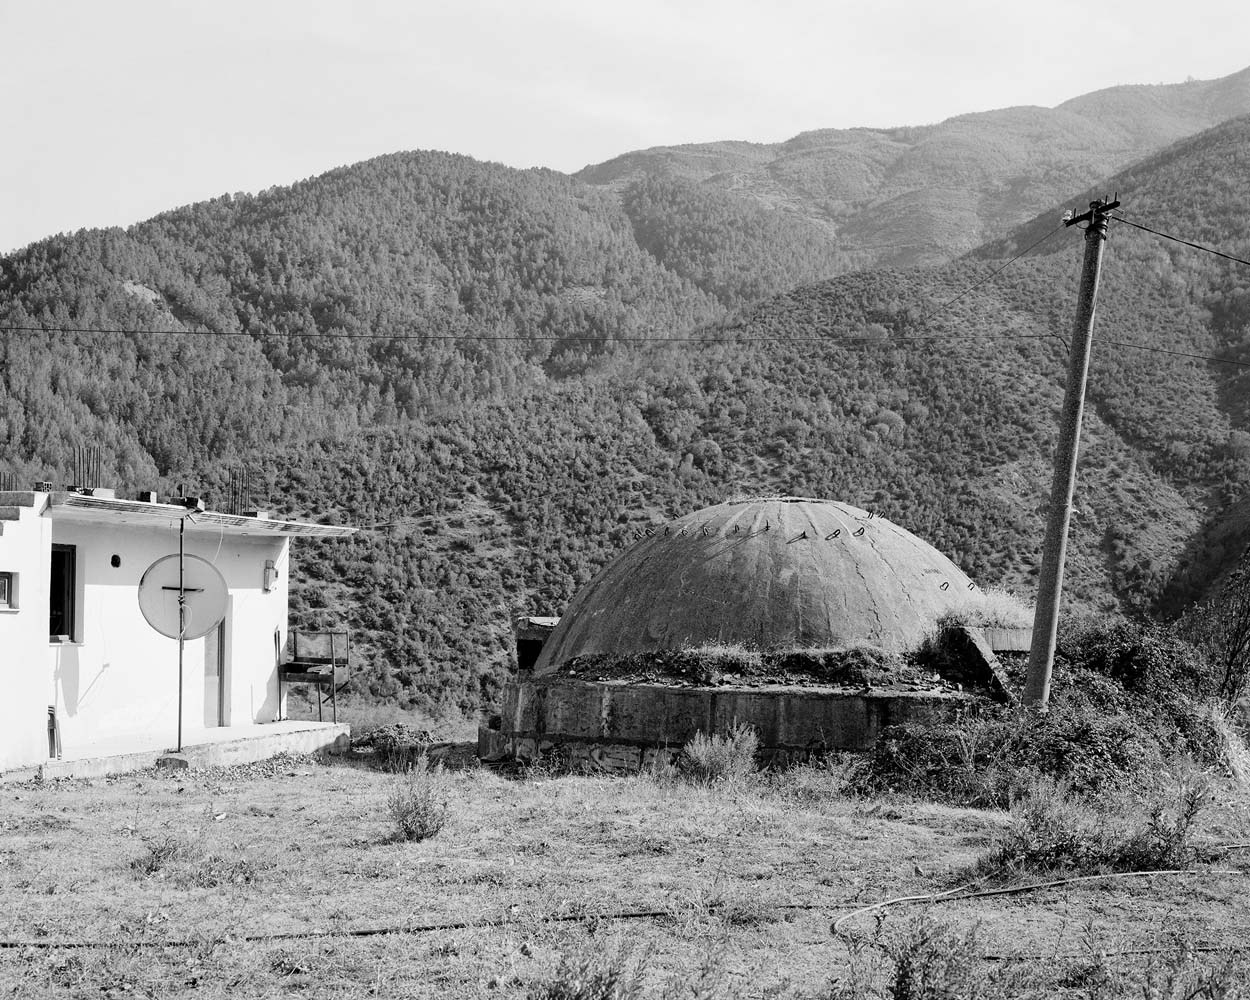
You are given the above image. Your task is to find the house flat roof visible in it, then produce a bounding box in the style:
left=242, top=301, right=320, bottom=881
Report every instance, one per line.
left=34, top=492, right=356, bottom=538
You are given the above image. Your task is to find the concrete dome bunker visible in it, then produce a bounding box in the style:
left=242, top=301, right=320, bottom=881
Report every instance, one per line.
left=483, top=497, right=984, bottom=771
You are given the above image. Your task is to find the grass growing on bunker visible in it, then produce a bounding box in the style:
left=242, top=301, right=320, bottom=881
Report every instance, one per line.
left=935, top=586, right=1033, bottom=630
left=560, top=643, right=941, bottom=689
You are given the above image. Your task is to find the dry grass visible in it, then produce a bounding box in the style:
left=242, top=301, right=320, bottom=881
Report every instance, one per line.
left=385, top=755, right=452, bottom=841
left=1, top=753, right=1247, bottom=998
left=977, top=777, right=1214, bottom=879
left=936, top=586, right=1033, bottom=630
left=677, top=723, right=759, bottom=783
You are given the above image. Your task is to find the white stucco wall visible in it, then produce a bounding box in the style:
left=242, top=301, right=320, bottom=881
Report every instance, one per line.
left=46, top=518, right=291, bottom=757
left=0, top=501, right=54, bottom=770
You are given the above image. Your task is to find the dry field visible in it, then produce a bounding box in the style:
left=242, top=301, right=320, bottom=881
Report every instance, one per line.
left=1, top=753, right=1248, bottom=999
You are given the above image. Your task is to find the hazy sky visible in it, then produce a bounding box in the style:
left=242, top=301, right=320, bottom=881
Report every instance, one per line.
left=3, top=0, right=1248, bottom=253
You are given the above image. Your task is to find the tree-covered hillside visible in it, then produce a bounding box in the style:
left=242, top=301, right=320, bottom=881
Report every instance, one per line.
left=578, top=65, right=1250, bottom=280
left=4, top=114, right=1250, bottom=715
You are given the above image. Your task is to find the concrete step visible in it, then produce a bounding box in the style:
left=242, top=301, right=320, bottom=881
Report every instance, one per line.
left=0, top=492, right=37, bottom=507
left=0, top=506, right=22, bottom=521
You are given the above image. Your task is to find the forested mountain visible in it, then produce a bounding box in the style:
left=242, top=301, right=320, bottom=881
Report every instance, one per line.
left=4, top=102, right=1250, bottom=716
left=578, top=66, right=1250, bottom=290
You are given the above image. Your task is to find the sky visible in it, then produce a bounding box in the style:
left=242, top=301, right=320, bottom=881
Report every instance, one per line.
left=2, top=0, right=1248, bottom=253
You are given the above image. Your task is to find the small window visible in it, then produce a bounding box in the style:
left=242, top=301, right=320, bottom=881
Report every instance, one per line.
left=49, top=545, right=76, bottom=640
left=0, top=572, right=13, bottom=609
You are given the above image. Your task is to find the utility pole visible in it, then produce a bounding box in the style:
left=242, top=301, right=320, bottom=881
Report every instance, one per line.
left=1024, top=196, right=1119, bottom=710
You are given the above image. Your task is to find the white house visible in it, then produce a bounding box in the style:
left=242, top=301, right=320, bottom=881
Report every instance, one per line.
left=0, top=489, right=355, bottom=772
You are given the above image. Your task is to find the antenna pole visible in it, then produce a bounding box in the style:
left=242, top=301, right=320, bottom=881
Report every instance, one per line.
left=1025, top=196, right=1119, bottom=710
left=177, top=518, right=185, bottom=752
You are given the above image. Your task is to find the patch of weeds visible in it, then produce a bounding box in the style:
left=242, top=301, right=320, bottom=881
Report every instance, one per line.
left=1054, top=924, right=1250, bottom=999
left=528, top=941, right=644, bottom=1000
left=530, top=939, right=729, bottom=1000
left=189, top=853, right=263, bottom=887
left=884, top=917, right=991, bottom=1000
left=678, top=723, right=759, bottom=783
left=131, top=832, right=201, bottom=878
left=978, top=777, right=1214, bottom=878
left=826, top=915, right=1019, bottom=1000
left=47, top=954, right=85, bottom=989
left=711, top=892, right=777, bottom=928
left=520, top=748, right=581, bottom=780
left=385, top=754, right=451, bottom=842
left=268, top=948, right=314, bottom=978
left=130, top=824, right=264, bottom=887
left=763, top=755, right=853, bottom=804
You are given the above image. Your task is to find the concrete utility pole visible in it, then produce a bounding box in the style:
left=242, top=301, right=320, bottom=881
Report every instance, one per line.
left=1024, top=196, right=1119, bottom=711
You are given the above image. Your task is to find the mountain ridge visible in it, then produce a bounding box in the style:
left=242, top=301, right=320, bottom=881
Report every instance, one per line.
left=5, top=74, right=1250, bottom=710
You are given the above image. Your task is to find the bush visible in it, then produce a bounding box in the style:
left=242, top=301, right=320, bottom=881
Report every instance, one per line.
left=529, top=947, right=643, bottom=1000
left=855, top=615, right=1235, bottom=808
left=827, top=915, right=1012, bottom=1000
left=677, top=723, right=758, bottom=783
left=979, top=777, right=1212, bottom=877
left=854, top=702, right=1166, bottom=809
left=385, top=755, right=451, bottom=841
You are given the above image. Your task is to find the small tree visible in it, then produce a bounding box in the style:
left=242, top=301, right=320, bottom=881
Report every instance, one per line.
left=1181, top=566, right=1250, bottom=704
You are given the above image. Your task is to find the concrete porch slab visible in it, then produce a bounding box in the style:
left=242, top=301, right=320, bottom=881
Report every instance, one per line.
left=27, top=721, right=350, bottom=781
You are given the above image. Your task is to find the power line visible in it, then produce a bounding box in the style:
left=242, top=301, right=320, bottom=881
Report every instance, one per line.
left=1101, top=338, right=1250, bottom=370
left=928, top=221, right=1070, bottom=314
left=0, top=220, right=1066, bottom=348
left=0, top=321, right=1056, bottom=350
left=1110, top=213, right=1250, bottom=268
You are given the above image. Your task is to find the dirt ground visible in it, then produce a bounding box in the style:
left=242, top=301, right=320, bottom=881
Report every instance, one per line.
left=1, top=754, right=1247, bottom=998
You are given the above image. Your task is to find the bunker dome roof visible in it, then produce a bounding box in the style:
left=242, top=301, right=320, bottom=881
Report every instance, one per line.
left=534, top=497, right=977, bottom=673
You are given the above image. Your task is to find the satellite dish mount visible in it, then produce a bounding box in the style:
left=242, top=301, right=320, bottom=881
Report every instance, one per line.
left=138, top=522, right=228, bottom=751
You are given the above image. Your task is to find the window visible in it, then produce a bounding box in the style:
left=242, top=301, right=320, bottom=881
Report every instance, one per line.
left=49, top=545, right=76, bottom=640
left=0, top=572, right=13, bottom=610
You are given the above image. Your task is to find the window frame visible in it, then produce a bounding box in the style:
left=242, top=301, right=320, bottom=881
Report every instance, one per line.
left=49, top=544, right=77, bottom=641
left=0, top=571, right=13, bottom=610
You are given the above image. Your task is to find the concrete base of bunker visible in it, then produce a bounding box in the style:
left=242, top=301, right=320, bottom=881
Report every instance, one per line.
left=478, top=675, right=972, bottom=773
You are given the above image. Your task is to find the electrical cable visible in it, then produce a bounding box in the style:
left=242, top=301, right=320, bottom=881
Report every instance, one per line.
left=5, top=867, right=1248, bottom=953
left=830, top=868, right=1250, bottom=937
left=0, top=322, right=1056, bottom=348
left=1110, top=213, right=1250, bottom=269
left=927, top=221, right=1070, bottom=315
left=1098, top=339, right=1250, bottom=370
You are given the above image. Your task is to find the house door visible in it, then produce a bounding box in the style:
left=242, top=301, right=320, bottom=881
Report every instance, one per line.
left=203, top=620, right=226, bottom=727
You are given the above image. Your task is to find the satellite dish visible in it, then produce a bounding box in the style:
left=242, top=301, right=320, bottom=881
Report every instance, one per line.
left=138, top=554, right=228, bottom=640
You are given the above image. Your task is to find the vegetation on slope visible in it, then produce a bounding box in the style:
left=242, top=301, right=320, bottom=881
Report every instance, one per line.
left=579, top=66, right=1250, bottom=274
left=5, top=113, right=1250, bottom=711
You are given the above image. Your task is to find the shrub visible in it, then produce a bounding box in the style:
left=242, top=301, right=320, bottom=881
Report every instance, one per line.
left=854, top=702, right=1166, bottom=809
left=855, top=615, right=1233, bottom=808
left=131, top=832, right=199, bottom=877
left=979, top=777, right=1212, bottom=877
left=677, top=723, right=758, bottom=783
left=385, top=755, right=451, bottom=842
left=1177, top=565, right=1250, bottom=704
left=884, top=917, right=989, bottom=1000
left=529, top=945, right=643, bottom=1000
left=827, top=915, right=1013, bottom=1000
